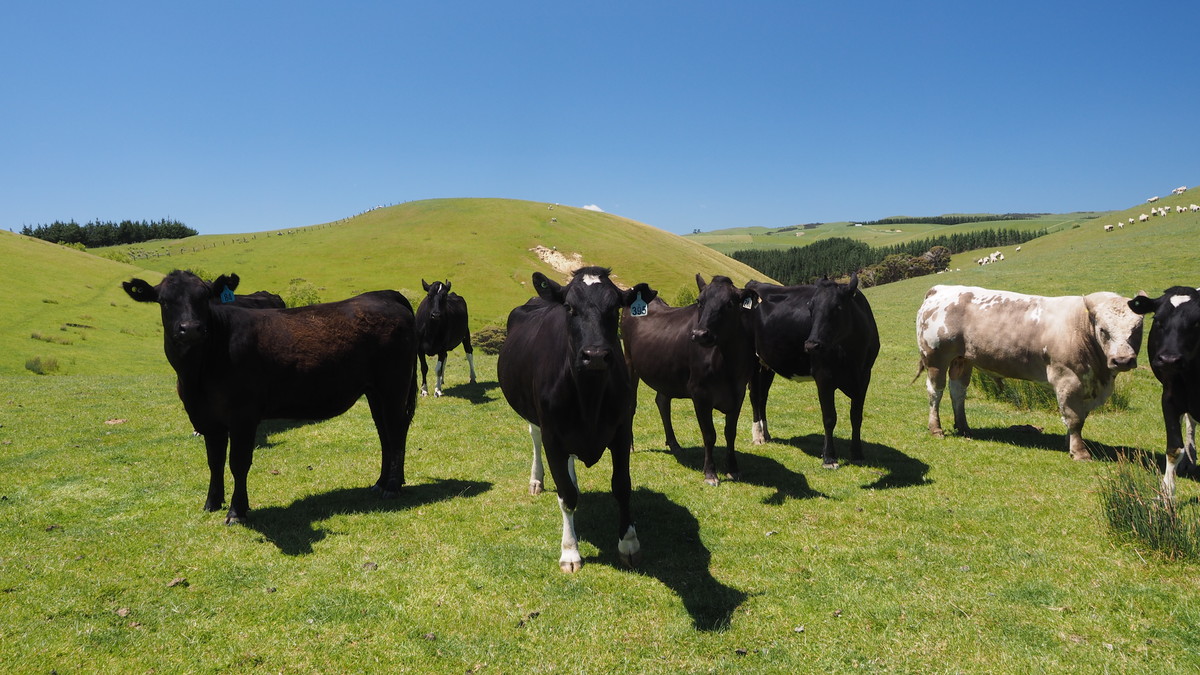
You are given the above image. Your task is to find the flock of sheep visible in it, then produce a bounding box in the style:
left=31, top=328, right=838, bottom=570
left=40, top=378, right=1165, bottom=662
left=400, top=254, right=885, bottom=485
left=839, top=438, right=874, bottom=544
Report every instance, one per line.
left=1108, top=186, right=1199, bottom=231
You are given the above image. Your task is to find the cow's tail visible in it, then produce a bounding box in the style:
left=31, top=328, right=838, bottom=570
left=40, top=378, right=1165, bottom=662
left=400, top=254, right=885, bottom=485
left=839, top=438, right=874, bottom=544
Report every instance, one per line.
left=911, top=360, right=927, bottom=385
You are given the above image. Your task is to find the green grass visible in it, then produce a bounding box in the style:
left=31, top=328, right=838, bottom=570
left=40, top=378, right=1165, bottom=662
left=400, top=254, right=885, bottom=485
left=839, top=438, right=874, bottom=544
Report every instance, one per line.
left=3, top=194, right=1200, bottom=671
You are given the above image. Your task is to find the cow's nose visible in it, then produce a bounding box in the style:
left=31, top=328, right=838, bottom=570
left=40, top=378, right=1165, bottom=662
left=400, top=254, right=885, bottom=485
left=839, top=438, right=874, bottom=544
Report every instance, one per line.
left=174, top=321, right=206, bottom=344
left=804, top=340, right=823, bottom=353
left=1154, top=353, right=1183, bottom=369
left=430, top=311, right=442, bottom=320
left=1110, top=355, right=1137, bottom=371
left=580, top=347, right=611, bottom=371
left=690, top=328, right=715, bottom=347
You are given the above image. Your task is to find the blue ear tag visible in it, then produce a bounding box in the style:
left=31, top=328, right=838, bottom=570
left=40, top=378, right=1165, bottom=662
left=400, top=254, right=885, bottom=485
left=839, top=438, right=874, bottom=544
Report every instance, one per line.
left=630, top=292, right=648, bottom=317
left=220, top=287, right=235, bottom=304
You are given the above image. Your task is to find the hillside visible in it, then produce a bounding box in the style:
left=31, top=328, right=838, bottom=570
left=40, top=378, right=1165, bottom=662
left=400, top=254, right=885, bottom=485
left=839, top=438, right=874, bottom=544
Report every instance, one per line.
left=1, top=198, right=769, bottom=376
left=103, top=198, right=769, bottom=327
left=688, top=212, right=1101, bottom=255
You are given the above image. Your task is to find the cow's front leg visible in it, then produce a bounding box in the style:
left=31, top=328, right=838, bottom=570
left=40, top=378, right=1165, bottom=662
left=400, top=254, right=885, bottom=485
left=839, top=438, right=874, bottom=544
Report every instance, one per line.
left=202, top=430, right=229, bottom=512
left=419, top=353, right=430, bottom=397
left=547, top=451, right=581, bottom=572
left=816, top=381, right=840, bottom=469
left=433, top=355, right=445, bottom=397
left=1052, top=370, right=1092, bottom=460
left=225, top=425, right=257, bottom=524
left=610, top=437, right=640, bottom=568
left=694, top=399, right=721, bottom=485
left=749, top=367, right=774, bottom=445
left=1162, top=403, right=1187, bottom=499
left=847, top=380, right=868, bottom=463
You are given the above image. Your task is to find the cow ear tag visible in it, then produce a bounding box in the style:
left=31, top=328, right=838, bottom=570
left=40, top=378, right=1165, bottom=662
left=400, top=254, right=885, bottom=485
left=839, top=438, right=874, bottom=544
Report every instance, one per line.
left=220, top=287, right=236, bottom=304
left=742, top=297, right=755, bottom=310
left=630, top=292, right=648, bottom=317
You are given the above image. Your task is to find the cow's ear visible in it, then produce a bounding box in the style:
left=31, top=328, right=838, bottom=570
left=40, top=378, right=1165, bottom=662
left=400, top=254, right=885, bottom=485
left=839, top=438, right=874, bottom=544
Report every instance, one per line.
left=213, top=274, right=239, bottom=295
left=532, top=273, right=564, bottom=303
left=624, top=283, right=658, bottom=307
left=739, top=287, right=760, bottom=310
left=846, top=273, right=860, bottom=295
left=695, top=273, right=707, bottom=292
left=422, top=279, right=431, bottom=291
left=443, top=280, right=451, bottom=293
left=122, top=279, right=159, bottom=303
left=1128, top=294, right=1158, bottom=315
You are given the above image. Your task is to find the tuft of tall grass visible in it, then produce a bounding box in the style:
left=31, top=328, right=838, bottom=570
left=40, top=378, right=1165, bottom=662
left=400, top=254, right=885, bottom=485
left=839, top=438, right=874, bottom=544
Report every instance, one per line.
left=1098, top=450, right=1200, bottom=561
left=972, top=371, right=1130, bottom=412
left=24, top=356, right=60, bottom=374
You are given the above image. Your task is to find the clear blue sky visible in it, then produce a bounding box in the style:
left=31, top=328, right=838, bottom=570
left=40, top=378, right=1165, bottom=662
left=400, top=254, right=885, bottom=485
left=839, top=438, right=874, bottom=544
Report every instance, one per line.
left=3, top=1, right=1197, bottom=236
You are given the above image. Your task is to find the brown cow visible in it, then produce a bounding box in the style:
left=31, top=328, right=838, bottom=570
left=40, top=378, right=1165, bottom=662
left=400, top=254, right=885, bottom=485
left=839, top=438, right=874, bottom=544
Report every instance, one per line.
left=917, top=284, right=1143, bottom=459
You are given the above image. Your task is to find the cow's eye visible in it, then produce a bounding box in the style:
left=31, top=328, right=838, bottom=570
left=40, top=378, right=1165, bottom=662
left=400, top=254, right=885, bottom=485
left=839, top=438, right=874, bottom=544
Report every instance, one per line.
left=565, top=304, right=577, bottom=317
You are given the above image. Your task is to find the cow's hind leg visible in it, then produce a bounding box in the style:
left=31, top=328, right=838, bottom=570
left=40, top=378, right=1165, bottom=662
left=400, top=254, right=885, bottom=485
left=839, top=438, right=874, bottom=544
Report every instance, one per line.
left=202, top=430, right=229, bottom=512
left=529, top=424, right=545, bottom=495
left=749, top=366, right=775, bottom=445
left=419, top=353, right=430, bottom=397
left=656, top=392, right=682, bottom=453
left=948, top=358, right=973, bottom=438
left=847, top=379, right=869, bottom=463
left=367, top=387, right=411, bottom=497
left=462, top=337, right=477, bottom=384
left=925, top=363, right=947, bottom=438
left=225, top=424, right=257, bottom=524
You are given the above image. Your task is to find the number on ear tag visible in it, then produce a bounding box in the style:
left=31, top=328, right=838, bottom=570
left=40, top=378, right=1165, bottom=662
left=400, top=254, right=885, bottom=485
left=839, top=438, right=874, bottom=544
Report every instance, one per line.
left=630, top=292, right=648, bottom=317
left=742, top=297, right=755, bottom=309
left=220, top=287, right=236, bottom=304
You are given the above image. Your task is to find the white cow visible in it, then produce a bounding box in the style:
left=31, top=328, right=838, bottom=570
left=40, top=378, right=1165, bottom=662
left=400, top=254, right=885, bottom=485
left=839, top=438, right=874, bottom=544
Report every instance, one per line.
left=916, top=285, right=1144, bottom=460
left=1140, top=213, right=1150, bottom=222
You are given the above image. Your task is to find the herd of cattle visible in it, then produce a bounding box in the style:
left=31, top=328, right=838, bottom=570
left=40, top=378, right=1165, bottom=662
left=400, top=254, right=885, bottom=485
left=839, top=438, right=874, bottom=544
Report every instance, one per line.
left=122, top=267, right=1199, bottom=572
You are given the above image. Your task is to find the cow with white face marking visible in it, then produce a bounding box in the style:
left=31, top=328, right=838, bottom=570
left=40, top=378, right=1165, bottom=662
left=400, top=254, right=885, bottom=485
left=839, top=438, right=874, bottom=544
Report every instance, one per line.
left=497, top=266, right=657, bottom=572
left=1128, top=286, right=1200, bottom=498
left=415, top=279, right=476, bottom=397
left=917, top=285, right=1144, bottom=459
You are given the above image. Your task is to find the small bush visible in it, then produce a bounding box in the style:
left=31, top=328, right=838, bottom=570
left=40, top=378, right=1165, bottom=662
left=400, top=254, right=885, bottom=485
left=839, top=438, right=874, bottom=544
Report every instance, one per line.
left=25, top=356, right=60, bottom=374
left=673, top=285, right=697, bottom=307
left=31, top=332, right=73, bottom=345
left=1099, top=451, right=1200, bottom=561
left=286, top=277, right=321, bottom=307
left=472, top=326, right=507, bottom=355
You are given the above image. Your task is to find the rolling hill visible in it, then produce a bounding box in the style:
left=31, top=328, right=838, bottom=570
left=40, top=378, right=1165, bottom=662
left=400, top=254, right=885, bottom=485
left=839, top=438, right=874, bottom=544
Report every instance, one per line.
left=1, top=198, right=769, bottom=376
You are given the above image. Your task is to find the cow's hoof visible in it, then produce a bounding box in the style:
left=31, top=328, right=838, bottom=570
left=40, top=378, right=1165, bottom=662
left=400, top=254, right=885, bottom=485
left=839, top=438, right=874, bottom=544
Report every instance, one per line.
left=434, top=390, right=443, bottom=398
left=203, top=500, right=222, bottom=512
left=667, top=442, right=683, bottom=453
left=619, top=550, right=643, bottom=568
left=380, top=488, right=401, bottom=499
left=529, top=480, right=544, bottom=496
left=1070, top=452, right=1093, bottom=461
left=559, top=560, right=583, bottom=573
left=822, top=461, right=839, bottom=470
left=704, top=476, right=720, bottom=486
left=931, top=429, right=945, bottom=439
left=225, top=513, right=246, bottom=525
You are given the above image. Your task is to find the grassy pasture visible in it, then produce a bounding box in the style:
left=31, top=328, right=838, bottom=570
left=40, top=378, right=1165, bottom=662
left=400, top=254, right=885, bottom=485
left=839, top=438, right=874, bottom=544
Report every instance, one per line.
left=2, top=195, right=1200, bottom=672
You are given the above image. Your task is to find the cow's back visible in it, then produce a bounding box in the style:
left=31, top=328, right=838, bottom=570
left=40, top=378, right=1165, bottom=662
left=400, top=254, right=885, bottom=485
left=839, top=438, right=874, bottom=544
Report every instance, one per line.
left=622, top=302, right=695, bottom=398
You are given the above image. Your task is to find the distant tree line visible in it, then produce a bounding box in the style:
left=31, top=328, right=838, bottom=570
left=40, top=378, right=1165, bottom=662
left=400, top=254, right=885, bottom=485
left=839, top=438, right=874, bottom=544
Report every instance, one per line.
left=21, top=219, right=197, bottom=247
left=731, top=227, right=1048, bottom=287
left=863, top=213, right=1046, bottom=226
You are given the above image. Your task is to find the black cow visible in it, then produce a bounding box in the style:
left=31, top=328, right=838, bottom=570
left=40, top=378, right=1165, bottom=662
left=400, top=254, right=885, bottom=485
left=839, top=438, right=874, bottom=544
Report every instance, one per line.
left=746, top=275, right=880, bottom=468
left=497, top=266, right=656, bottom=572
left=1129, top=286, right=1200, bottom=498
left=416, top=279, right=476, bottom=397
left=123, top=270, right=418, bottom=523
left=622, top=274, right=758, bottom=485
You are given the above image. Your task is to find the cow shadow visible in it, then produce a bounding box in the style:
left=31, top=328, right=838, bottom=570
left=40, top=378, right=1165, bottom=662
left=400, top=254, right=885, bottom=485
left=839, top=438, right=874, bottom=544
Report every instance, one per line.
left=574, top=487, right=749, bottom=632
left=254, top=418, right=321, bottom=448
left=243, top=478, right=492, bottom=555
left=438, top=380, right=501, bottom=404
left=774, top=435, right=931, bottom=490
left=660, top=444, right=827, bottom=504
left=969, top=425, right=1199, bottom=479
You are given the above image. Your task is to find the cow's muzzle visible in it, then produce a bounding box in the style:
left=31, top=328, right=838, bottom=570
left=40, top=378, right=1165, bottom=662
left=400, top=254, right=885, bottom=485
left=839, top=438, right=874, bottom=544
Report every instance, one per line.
left=172, top=321, right=207, bottom=346
left=804, top=340, right=825, bottom=354
left=1109, top=355, right=1137, bottom=372
left=690, top=328, right=716, bottom=347
left=1152, top=353, right=1183, bottom=370
left=580, top=347, right=612, bottom=371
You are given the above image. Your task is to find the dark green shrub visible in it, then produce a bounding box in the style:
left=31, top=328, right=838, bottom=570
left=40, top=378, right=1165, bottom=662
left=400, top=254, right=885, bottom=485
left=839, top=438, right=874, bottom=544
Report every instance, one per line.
left=472, top=326, right=506, bottom=355
left=25, top=356, right=60, bottom=374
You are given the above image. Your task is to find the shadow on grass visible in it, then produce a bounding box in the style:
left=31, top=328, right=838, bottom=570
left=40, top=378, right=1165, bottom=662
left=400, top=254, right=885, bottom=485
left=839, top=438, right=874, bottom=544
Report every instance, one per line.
left=773, top=434, right=932, bottom=490
left=659, top=443, right=827, bottom=504
left=254, top=418, right=322, bottom=448
left=437, top=380, right=501, bottom=404
left=575, top=487, right=749, bottom=632
left=244, top=478, right=492, bottom=555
